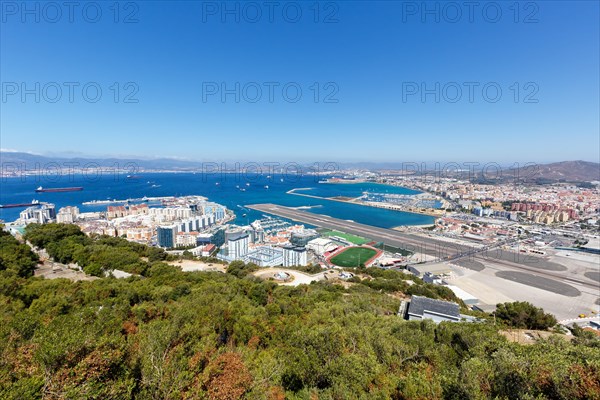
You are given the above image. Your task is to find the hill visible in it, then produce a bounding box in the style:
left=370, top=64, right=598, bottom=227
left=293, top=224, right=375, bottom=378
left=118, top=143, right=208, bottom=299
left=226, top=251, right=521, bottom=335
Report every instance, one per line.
left=0, top=151, right=205, bottom=171
left=0, top=223, right=599, bottom=399
left=2, top=152, right=599, bottom=181
left=530, top=160, right=600, bottom=182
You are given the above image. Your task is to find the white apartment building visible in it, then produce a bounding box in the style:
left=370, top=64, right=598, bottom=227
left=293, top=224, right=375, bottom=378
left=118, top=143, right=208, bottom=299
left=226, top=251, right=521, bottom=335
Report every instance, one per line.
left=228, top=234, right=249, bottom=260
left=56, top=206, right=80, bottom=224
left=283, top=246, right=308, bottom=266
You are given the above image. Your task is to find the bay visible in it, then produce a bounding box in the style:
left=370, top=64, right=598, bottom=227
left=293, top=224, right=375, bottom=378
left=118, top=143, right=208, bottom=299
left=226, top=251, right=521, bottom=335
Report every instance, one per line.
left=0, top=173, right=434, bottom=228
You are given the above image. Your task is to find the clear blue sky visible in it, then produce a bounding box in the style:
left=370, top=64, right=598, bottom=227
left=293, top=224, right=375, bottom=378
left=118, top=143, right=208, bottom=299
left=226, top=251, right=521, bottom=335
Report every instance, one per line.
left=1, top=1, right=599, bottom=163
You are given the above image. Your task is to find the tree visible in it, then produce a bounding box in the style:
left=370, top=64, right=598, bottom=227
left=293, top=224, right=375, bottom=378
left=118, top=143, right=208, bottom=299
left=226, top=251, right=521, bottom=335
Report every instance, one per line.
left=226, top=261, right=258, bottom=278
left=495, top=301, right=557, bottom=330
left=0, top=227, right=39, bottom=277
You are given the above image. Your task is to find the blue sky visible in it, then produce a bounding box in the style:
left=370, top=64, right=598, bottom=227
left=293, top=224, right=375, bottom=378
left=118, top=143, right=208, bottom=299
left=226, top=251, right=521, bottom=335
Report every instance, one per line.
left=1, top=1, right=599, bottom=163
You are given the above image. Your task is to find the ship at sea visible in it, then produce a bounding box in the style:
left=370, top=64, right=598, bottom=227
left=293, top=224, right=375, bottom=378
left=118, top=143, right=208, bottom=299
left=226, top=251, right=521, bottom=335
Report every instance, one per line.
left=35, top=186, right=83, bottom=193
left=0, top=200, right=40, bottom=209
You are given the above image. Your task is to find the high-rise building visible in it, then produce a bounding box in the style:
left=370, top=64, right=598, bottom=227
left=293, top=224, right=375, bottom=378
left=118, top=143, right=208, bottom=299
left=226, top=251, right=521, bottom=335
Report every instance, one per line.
left=210, top=226, right=226, bottom=247
left=283, top=246, right=308, bottom=266
left=228, top=234, right=249, bottom=260
left=157, top=225, right=178, bottom=248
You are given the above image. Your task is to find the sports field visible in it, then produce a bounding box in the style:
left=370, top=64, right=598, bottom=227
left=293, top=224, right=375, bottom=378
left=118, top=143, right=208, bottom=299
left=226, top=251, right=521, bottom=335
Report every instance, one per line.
left=329, top=247, right=378, bottom=268
left=320, top=230, right=369, bottom=245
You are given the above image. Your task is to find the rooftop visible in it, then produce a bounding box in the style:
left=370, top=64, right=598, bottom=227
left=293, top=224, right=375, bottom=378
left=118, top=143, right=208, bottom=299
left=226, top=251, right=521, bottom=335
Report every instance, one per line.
left=408, top=295, right=460, bottom=319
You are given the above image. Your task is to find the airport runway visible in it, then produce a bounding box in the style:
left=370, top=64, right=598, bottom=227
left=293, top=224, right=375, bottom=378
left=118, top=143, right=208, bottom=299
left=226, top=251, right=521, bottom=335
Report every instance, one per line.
left=247, top=203, right=472, bottom=257
left=247, top=203, right=600, bottom=294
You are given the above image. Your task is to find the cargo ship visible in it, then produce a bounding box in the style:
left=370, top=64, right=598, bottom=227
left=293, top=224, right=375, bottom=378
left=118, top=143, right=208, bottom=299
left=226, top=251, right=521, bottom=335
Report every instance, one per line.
left=35, top=186, right=83, bottom=193
left=0, top=200, right=40, bottom=209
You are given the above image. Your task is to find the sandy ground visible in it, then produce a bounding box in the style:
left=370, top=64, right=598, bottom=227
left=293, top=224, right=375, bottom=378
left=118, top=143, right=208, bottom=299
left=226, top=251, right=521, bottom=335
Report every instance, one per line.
left=34, top=261, right=98, bottom=282
left=500, top=329, right=571, bottom=344
left=168, top=259, right=227, bottom=273
left=30, top=245, right=97, bottom=281
left=253, top=268, right=328, bottom=286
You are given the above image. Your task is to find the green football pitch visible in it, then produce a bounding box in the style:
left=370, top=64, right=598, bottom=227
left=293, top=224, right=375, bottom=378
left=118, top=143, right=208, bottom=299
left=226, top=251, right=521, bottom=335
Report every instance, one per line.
left=320, top=230, right=369, bottom=245
left=329, top=247, right=378, bottom=268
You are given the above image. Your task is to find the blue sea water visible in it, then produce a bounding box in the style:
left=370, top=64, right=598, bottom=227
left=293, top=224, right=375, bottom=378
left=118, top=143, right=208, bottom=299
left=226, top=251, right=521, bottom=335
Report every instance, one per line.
left=0, top=173, right=434, bottom=228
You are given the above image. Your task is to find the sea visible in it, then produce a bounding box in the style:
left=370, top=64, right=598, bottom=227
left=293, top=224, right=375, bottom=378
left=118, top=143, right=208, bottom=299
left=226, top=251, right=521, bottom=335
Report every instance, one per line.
left=0, top=173, right=435, bottom=228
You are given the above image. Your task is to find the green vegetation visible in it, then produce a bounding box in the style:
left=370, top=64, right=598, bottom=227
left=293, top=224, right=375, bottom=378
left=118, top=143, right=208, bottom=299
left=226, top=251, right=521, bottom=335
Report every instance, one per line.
left=351, top=268, right=466, bottom=306
left=0, top=226, right=38, bottom=277
left=330, top=246, right=378, bottom=268
left=1, top=223, right=599, bottom=399
left=283, top=264, right=323, bottom=274
left=24, top=223, right=171, bottom=277
left=226, top=260, right=259, bottom=278
left=319, top=229, right=369, bottom=245
left=495, top=301, right=558, bottom=330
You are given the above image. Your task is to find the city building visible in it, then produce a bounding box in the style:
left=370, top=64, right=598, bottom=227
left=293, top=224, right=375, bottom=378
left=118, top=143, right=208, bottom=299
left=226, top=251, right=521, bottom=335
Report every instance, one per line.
left=190, top=244, right=216, bottom=257
left=228, top=233, right=249, bottom=260
left=157, top=225, right=178, bottom=248
left=175, top=231, right=199, bottom=248
left=56, top=206, right=80, bottom=224
left=283, top=245, right=308, bottom=266
left=307, top=238, right=337, bottom=256
left=19, top=203, right=56, bottom=224
left=245, top=246, right=284, bottom=267
left=405, top=295, right=462, bottom=323
left=290, top=229, right=320, bottom=246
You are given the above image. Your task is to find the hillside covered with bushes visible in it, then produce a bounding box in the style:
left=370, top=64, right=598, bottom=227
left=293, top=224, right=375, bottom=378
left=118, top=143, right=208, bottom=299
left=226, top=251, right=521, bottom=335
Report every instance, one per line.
left=0, top=224, right=599, bottom=399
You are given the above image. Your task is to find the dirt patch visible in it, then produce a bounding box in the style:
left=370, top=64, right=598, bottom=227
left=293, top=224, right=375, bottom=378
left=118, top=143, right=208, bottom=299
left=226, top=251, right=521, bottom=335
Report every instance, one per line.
left=35, top=262, right=97, bottom=282
left=169, top=260, right=227, bottom=273
left=500, top=329, right=571, bottom=345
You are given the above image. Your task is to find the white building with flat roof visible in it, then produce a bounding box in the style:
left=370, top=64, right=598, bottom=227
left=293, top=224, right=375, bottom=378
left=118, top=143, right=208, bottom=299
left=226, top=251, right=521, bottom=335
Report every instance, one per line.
left=56, top=206, right=80, bottom=224
left=307, top=238, right=337, bottom=256
left=228, top=234, right=249, bottom=260
left=283, top=246, right=308, bottom=266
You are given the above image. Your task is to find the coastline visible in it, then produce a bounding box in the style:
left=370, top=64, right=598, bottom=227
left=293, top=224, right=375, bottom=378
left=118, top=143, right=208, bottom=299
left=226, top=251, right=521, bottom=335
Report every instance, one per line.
left=287, top=188, right=441, bottom=219
left=392, top=224, right=434, bottom=230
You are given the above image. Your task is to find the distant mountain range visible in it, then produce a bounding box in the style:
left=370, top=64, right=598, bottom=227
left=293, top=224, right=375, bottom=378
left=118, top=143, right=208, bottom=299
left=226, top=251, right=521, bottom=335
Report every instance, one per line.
left=1, top=152, right=599, bottom=183
left=525, top=160, right=600, bottom=182
left=0, top=151, right=205, bottom=171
